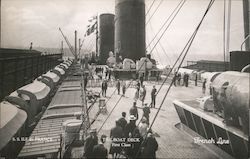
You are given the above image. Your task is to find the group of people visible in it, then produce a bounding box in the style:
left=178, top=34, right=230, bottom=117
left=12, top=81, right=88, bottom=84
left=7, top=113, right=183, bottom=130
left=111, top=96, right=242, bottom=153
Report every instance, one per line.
left=172, top=72, right=208, bottom=95
left=83, top=102, right=158, bottom=159
left=172, top=72, right=190, bottom=87
left=84, top=129, right=108, bottom=159
left=115, top=79, right=127, bottom=96
left=101, top=79, right=127, bottom=98
left=109, top=102, right=158, bottom=159
left=134, top=80, right=157, bottom=108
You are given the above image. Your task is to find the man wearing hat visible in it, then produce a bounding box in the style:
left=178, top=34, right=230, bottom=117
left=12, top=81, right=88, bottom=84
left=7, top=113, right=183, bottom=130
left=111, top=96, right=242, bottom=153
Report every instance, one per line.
left=84, top=128, right=98, bottom=159
left=124, top=115, right=137, bottom=138
left=93, top=134, right=108, bottom=159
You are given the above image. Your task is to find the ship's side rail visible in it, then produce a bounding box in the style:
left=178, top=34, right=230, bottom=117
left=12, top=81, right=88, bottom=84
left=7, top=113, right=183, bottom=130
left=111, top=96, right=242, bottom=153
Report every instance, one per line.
left=0, top=54, right=62, bottom=101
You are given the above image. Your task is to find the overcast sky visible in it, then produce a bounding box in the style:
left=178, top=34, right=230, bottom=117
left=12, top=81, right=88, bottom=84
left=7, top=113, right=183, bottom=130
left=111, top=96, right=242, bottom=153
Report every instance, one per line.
left=1, top=0, right=245, bottom=65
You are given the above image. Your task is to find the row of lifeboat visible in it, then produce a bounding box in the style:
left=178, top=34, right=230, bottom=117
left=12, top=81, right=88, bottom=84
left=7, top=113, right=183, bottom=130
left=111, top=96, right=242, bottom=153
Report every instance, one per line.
left=0, top=59, right=73, bottom=158
left=177, top=68, right=249, bottom=135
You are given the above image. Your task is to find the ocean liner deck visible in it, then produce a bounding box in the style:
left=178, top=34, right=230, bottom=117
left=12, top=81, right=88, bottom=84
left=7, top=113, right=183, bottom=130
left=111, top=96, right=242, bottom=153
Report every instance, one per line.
left=18, top=63, right=232, bottom=158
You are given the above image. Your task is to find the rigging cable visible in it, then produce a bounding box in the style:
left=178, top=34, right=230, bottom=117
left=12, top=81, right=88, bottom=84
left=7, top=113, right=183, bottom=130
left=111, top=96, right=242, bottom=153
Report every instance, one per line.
left=135, top=0, right=216, bottom=157
left=146, top=0, right=157, bottom=16
left=146, top=0, right=164, bottom=25
left=223, top=0, right=226, bottom=70
left=97, top=0, right=187, bottom=135
left=146, top=0, right=186, bottom=49
left=96, top=56, right=152, bottom=133
left=148, top=19, right=173, bottom=65
left=226, top=0, right=231, bottom=63
left=148, top=0, right=186, bottom=55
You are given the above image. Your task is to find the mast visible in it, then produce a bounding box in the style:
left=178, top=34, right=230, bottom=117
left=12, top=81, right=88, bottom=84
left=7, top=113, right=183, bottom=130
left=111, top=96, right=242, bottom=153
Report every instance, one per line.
left=96, top=14, right=99, bottom=58
left=75, top=30, right=78, bottom=59
left=61, top=41, right=64, bottom=56
left=79, top=38, right=81, bottom=56
left=243, top=0, right=250, bottom=51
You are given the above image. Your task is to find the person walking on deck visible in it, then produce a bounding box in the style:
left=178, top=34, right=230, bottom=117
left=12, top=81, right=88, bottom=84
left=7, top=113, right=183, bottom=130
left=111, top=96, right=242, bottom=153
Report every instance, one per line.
left=140, top=85, right=146, bottom=106
left=143, top=103, right=151, bottom=125
left=84, top=74, right=88, bottom=90
left=117, top=112, right=127, bottom=133
left=129, top=102, right=138, bottom=121
left=183, top=72, right=187, bottom=87
left=134, top=86, right=140, bottom=102
left=138, top=117, right=149, bottom=139
left=124, top=115, right=137, bottom=138
left=141, top=133, right=158, bottom=159
left=116, top=79, right=121, bottom=95
left=139, top=73, right=144, bottom=86
left=122, top=80, right=126, bottom=96
left=151, top=86, right=157, bottom=108
left=101, top=79, right=108, bottom=97
left=110, top=120, right=124, bottom=158
left=83, top=128, right=98, bottom=159
left=185, top=74, right=189, bottom=87
left=93, top=134, right=108, bottom=159
left=202, top=79, right=207, bottom=95
left=173, top=73, right=177, bottom=87
left=177, top=73, right=181, bottom=86
left=195, top=73, right=198, bottom=86
left=136, top=80, right=140, bottom=90
left=129, top=128, right=143, bottom=159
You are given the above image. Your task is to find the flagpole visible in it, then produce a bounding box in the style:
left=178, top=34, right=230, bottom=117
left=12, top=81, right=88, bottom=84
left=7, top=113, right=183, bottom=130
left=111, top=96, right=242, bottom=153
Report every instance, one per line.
left=96, top=13, right=98, bottom=59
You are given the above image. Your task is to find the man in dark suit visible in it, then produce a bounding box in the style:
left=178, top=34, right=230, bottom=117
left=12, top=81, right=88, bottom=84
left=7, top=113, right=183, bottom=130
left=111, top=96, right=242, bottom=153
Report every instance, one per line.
left=117, top=112, right=127, bottom=132
left=151, top=86, right=157, bottom=108
left=129, top=102, right=138, bottom=121
left=101, top=79, right=108, bottom=97
left=110, top=120, right=124, bottom=158
left=142, top=133, right=158, bottom=159
left=116, top=79, right=121, bottom=95
left=93, top=134, right=108, bottom=159
left=143, top=104, right=151, bottom=125
left=84, top=128, right=98, bottom=159
left=124, top=115, right=137, bottom=138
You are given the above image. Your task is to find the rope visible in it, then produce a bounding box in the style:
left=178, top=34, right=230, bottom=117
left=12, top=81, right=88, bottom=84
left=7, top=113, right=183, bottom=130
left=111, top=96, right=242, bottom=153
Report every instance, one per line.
left=96, top=56, right=151, bottom=133
left=146, top=0, right=157, bottom=16
left=146, top=0, right=164, bottom=25
left=146, top=0, right=186, bottom=50
left=148, top=17, right=172, bottom=65
left=223, top=0, right=226, bottom=70
left=226, top=0, right=231, bottom=63
left=148, top=0, right=186, bottom=55
left=135, top=0, right=216, bottom=157
left=97, top=0, right=187, bottom=138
